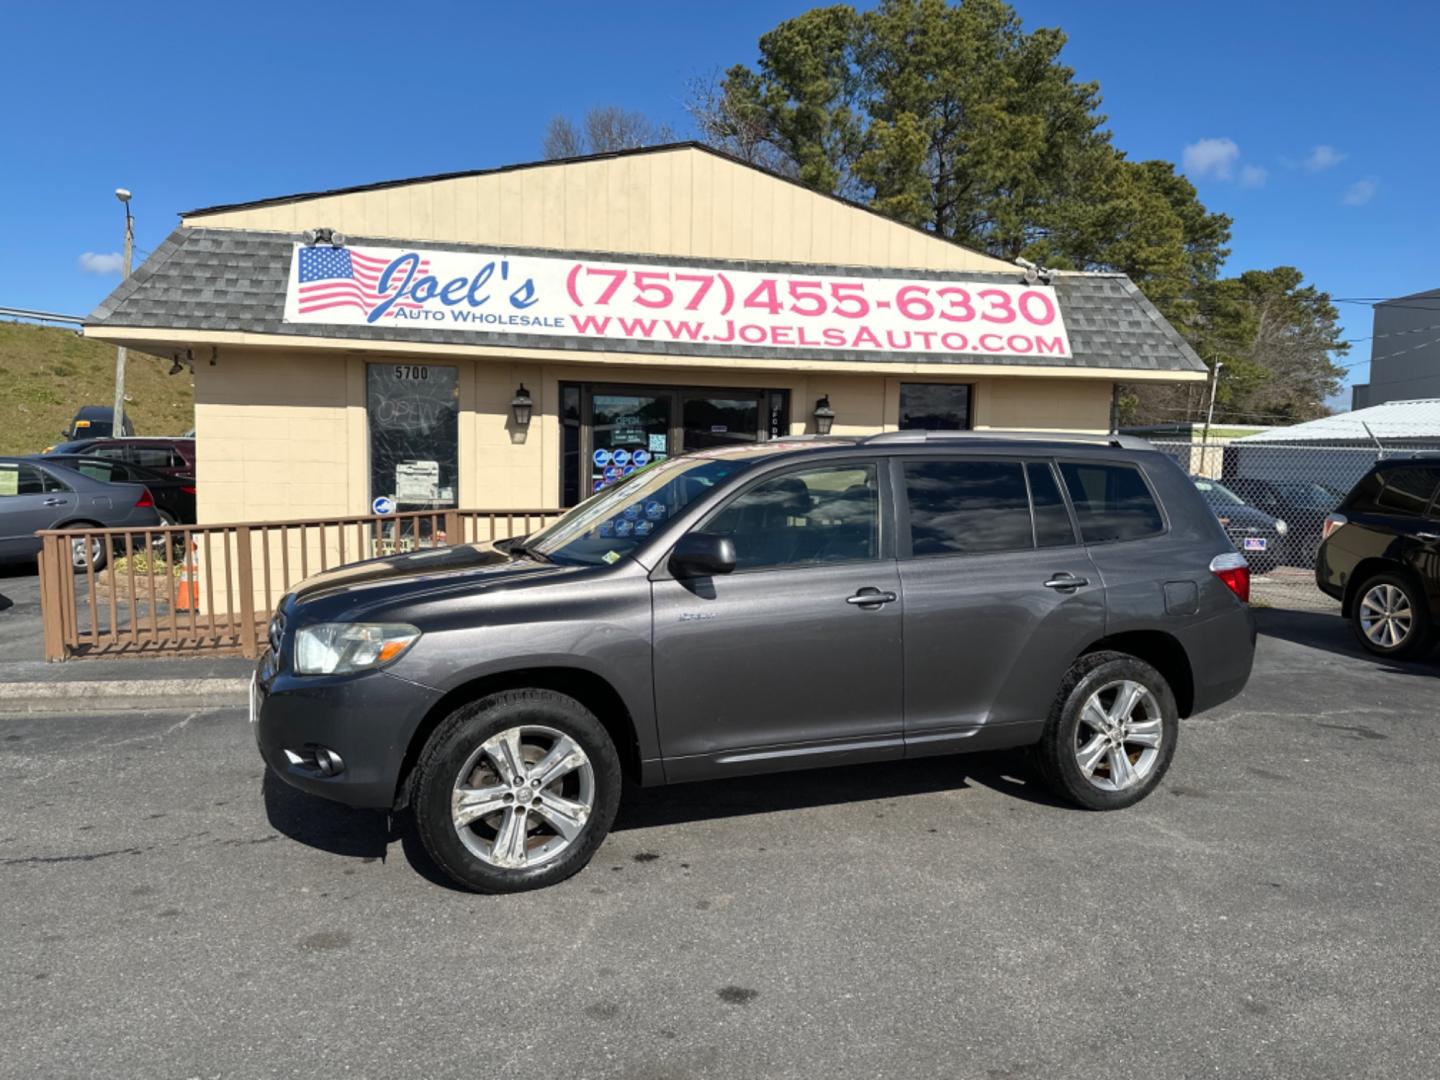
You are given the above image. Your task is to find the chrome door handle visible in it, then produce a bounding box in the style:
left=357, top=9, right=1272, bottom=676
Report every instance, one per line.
left=42, top=498, right=65, bottom=506
left=1418, top=532, right=1440, bottom=542
left=1044, top=575, right=1089, bottom=591
left=846, top=589, right=897, bottom=606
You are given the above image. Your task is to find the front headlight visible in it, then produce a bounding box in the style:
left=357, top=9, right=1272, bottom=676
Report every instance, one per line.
left=1274, top=519, right=1289, bottom=535
left=294, top=622, right=421, bottom=676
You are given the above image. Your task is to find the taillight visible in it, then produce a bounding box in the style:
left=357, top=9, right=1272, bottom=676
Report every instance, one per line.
left=1210, top=552, right=1250, bottom=604
left=1322, top=513, right=1347, bottom=540
left=181, top=485, right=196, bottom=495
left=134, top=487, right=155, bottom=509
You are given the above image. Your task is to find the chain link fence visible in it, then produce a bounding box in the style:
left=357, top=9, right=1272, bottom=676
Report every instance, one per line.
left=1148, top=428, right=1440, bottom=611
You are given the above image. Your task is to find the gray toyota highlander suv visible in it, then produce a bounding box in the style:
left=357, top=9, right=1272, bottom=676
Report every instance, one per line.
left=253, top=432, right=1255, bottom=892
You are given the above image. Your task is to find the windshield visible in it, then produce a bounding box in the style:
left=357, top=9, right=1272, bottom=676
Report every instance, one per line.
left=1192, top=478, right=1247, bottom=506
left=523, top=453, right=757, bottom=566
left=1272, top=481, right=1341, bottom=509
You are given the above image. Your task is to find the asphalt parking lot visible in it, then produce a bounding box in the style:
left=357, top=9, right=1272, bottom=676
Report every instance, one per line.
left=2, top=608, right=1438, bottom=1079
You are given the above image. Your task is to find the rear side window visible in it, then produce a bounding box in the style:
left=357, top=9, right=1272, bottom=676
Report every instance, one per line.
left=902, top=459, right=1034, bottom=555
left=72, top=461, right=117, bottom=482
left=1059, top=461, right=1164, bottom=544
left=131, top=446, right=174, bottom=469
left=1374, top=467, right=1440, bottom=517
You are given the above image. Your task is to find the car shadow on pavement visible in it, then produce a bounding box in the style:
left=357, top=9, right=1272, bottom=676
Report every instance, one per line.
left=1255, top=608, right=1438, bottom=676
left=613, top=748, right=1069, bottom=833
left=262, top=768, right=390, bottom=860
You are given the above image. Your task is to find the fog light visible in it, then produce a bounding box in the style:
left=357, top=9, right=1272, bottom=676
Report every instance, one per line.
left=282, top=746, right=346, bottom=777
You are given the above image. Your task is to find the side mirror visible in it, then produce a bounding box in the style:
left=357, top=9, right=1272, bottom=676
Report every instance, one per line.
left=668, top=532, right=736, bottom=578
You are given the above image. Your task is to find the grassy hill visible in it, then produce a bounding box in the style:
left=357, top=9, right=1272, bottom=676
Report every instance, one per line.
left=0, top=321, right=194, bottom=454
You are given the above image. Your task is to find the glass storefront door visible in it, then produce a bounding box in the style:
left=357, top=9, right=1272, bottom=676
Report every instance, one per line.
left=588, top=391, right=673, bottom=496
left=565, top=384, right=788, bottom=503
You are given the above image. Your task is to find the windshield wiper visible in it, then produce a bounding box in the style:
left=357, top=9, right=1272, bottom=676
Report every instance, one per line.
left=507, top=540, right=552, bottom=564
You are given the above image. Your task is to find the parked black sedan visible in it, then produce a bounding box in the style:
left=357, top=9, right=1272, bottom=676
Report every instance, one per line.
left=1189, top=476, right=1287, bottom=574
left=1226, top=477, right=1341, bottom=568
left=34, top=455, right=195, bottom=525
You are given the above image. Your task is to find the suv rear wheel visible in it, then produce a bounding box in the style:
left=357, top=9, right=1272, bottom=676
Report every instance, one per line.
left=1036, top=651, right=1178, bottom=810
left=412, top=689, right=622, bottom=893
left=1351, top=572, right=1433, bottom=658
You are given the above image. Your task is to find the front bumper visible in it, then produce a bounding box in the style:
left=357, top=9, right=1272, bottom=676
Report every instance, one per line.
left=252, top=649, right=443, bottom=809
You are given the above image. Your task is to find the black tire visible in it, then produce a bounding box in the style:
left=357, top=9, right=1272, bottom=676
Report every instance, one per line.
left=1350, top=571, right=1433, bottom=659
left=412, top=689, right=622, bottom=893
left=1035, top=651, right=1179, bottom=811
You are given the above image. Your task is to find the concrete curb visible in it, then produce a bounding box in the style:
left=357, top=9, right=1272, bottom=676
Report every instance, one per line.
left=0, top=678, right=250, bottom=715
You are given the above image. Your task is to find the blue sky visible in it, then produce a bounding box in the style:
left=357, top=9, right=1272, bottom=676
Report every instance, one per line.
left=2, top=0, right=1436, bottom=408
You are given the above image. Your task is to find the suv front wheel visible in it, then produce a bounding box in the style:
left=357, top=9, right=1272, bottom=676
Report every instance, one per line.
left=412, top=689, right=622, bottom=893
left=1036, top=651, right=1178, bottom=810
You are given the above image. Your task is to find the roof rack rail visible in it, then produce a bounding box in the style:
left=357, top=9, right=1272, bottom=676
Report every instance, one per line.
left=860, top=430, right=1154, bottom=450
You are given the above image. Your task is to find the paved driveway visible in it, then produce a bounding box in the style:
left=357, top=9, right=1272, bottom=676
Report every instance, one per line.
left=2, top=611, right=1438, bottom=1079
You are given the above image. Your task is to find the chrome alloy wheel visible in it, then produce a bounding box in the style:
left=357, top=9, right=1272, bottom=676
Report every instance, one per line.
left=451, top=725, right=595, bottom=870
left=70, top=536, right=102, bottom=569
left=1359, top=583, right=1413, bottom=649
left=1074, top=680, right=1164, bottom=792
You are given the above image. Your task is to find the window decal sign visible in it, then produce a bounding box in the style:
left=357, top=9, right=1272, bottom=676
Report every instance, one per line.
left=284, top=243, right=1071, bottom=359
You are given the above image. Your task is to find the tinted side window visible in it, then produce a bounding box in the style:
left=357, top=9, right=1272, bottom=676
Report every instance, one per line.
left=73, top=461, right=118, bottom=482
left=1059, top=462, right=1164, bottom=544
left=92, top=445, right=126, bottom=461
left=1, top=464, right=58, bottom=496
left=903, top=459, right=1033, bottom=555
left=1375, top=467, right=1440, bottom=518
left=131, top=447, right=174, bottom=469
left=1028, top=462, right=1077, bottom=547
left=706, top=464, right=878, bottom=571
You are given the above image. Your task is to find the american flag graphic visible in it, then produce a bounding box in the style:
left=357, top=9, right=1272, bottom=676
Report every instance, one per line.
left=295, top=247, right=430, bottom=317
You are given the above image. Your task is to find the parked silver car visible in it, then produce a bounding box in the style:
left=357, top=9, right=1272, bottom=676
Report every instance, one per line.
left=0, top=457, right=161, bottom=571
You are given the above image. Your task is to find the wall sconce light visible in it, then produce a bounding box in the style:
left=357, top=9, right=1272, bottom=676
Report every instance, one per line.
left=812, top=394, right=835, bottom=436
left=511, top=384, right=534, bottom=427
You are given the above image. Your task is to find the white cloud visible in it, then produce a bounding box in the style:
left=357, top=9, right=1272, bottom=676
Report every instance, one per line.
left=1239, top=164, right=1268, bottom=188
left=78, top=251, right=125, bottom=274
left=1182, top=137, right=1240, bottom=180
left=1304, top=145, right=1347, bottom=172
left=1342, top=178, right=1378, bottom=206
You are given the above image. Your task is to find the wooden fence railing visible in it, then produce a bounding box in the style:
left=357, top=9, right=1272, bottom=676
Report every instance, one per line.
left=35, top=508, right=562, bottom=662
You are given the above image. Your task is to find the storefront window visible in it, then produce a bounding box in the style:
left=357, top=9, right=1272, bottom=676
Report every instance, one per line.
left=899, top=383, right=972, bottom=431
left=367, top=363, right=459, bottom=511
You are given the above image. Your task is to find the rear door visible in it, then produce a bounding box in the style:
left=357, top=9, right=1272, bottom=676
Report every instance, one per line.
left=895, top=456, right=1105, bottom=753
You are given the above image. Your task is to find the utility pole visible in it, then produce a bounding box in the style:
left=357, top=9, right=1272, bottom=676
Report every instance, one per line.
left=112, top=188, right=134, bottom=436
left=1200, top=359, right=1224, bottom=476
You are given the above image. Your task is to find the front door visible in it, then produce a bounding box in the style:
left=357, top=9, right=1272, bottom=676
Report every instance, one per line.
left=587, top=390, right=673, bottom=495
left=893, top=457, right=1106, bottom=750
left=651, top=460, right=904, bottom=779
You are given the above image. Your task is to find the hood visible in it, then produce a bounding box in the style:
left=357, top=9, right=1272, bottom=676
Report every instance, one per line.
left=1211, top=504, right=1279, bottom=530
left=286, top=542, right=571, bottom=611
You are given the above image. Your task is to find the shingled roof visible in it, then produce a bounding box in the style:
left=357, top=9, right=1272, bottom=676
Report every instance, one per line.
left=86, top=227, right=1205, bottom=374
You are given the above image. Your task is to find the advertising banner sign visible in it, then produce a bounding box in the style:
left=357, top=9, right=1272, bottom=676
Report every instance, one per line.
left=283, top=244, right=1071, bottom=360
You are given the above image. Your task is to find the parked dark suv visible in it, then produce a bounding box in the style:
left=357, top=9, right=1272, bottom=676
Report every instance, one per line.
left=1317, top=459, right=1440, bottom=658
left=253, top=433, right=1256, bottom=892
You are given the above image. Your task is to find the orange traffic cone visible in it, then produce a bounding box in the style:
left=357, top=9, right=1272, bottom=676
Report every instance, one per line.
left=174, top=543, right=199, bottom=612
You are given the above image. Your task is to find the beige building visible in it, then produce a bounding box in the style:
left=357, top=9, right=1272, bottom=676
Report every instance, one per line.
left=84, top=143, right=1206, bottom=525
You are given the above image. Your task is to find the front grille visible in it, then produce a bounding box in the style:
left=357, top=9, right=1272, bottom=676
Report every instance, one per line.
left=268, top=611, right=286, bottom=655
